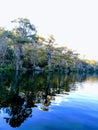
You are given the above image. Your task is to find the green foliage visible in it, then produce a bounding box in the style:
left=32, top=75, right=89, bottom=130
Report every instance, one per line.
left=11, top=18, right=37, bottom=38
left=0, top=17, right=97, bottom=72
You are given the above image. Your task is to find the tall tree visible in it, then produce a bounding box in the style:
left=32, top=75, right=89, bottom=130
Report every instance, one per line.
left=44, top=35, right=55, bottom=71
left=11, top=18, right=37, bottom=70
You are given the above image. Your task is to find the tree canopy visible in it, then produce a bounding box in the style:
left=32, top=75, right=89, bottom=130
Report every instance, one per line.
left=0, top=18, right=98, bottom=73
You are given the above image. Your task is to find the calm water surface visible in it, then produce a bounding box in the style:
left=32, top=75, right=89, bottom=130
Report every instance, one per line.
left=0, top=71, right=98, bottom=130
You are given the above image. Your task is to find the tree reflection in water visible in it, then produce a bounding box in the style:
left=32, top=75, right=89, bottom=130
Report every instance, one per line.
left=0, top=70, right=97, bottom=128
left=4, top=96, right=32, bottom=128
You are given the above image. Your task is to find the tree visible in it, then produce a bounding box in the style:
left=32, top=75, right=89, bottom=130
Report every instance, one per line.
left=11, top=18, right=37, bottom=70
left=43, top=35, right=55, bottom=71
left=0, top=28, right=13, bottom=68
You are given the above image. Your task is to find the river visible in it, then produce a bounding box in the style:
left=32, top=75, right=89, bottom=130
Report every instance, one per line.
left=0, top=71, right=98, bottom=130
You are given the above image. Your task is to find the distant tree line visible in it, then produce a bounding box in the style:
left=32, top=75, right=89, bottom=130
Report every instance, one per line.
left=0, top=18, right=98, bottom=73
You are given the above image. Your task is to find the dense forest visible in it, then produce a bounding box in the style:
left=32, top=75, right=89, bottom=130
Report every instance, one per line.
left=0, top=18, right=98, bottom=73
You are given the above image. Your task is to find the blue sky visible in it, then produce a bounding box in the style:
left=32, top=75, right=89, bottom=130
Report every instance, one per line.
left=0, top=0, right=98, bottom=61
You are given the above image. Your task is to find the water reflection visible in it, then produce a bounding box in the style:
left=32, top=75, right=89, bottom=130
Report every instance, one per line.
left=0, top=70, right=98, bottom=128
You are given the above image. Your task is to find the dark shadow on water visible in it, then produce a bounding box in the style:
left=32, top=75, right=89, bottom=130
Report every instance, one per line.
left=0, top=70, right=98, bottom=128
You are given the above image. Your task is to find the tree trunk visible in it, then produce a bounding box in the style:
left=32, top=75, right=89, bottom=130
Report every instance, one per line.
left=14, top=44, right=23, bottom=71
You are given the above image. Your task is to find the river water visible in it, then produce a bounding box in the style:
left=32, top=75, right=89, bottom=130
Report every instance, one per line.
left=0, top=71, right=98, bottom=130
